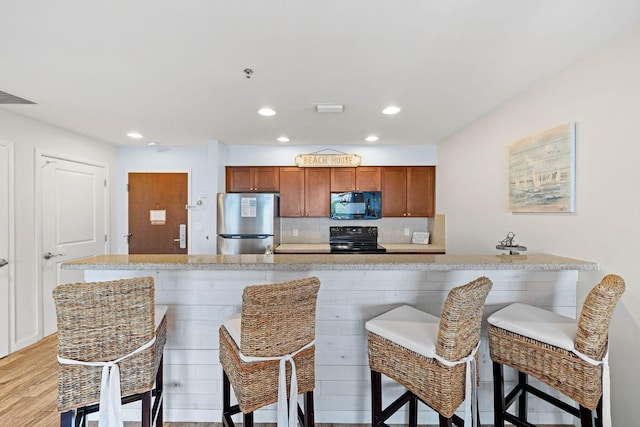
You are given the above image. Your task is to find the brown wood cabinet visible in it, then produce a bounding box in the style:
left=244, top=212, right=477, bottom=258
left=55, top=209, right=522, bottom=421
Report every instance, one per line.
left=330, top=167, right=381, bottom=191
left=381, top=166, right=435, bottom=217
left=226, top=167, right=280, bottom=193
left=279, top=167, right=330, bottom=217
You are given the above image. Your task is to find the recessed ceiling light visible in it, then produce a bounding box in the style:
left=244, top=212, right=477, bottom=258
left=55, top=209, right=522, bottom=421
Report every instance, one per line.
left=277, top=136, right=290, bottom=143
left=365, top=135, right=379, bottom=142
left=258, top=107, right=276, bottom=116
left=148, top=141, right=158, bottom=146
left=382, top=106, right=401, bottom=115
left=127, top=132, right=144, bottom=139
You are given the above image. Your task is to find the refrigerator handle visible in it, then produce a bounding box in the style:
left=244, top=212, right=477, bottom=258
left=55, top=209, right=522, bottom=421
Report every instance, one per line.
left=219, top=234, right=271, bottom=239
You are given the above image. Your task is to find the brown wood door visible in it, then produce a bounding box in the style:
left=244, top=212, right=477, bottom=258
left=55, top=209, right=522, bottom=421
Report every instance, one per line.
left=381, top=167, right=408, bottom=217
left=128, top=172, right=188, bottom=254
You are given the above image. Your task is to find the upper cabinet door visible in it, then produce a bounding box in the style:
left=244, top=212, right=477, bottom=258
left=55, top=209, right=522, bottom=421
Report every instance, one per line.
left=381, top=167, right=408, bottom=217
left=279, top=167, right=305, bottom=216
left=330, top=168, right=356, bottom=192
left=280, top=167, right=330, bottom=217
left=355, top=167, right=381, bottom=191
left=406, top=166, right=435, bottom=217
left=304, top=168, right=330, bottom=217
left=381, top=166, right=435, bottom=217
left=330, top=167, right=381, bottom=191
left=253, top=167, right=280, bottom=192
left=226, top=167, right=280, bottom=192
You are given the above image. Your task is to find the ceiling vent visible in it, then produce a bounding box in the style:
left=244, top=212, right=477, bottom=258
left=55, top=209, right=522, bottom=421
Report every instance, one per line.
left=315, top=104, right=344, bottom=113
left=0, top=90, right=36, bottom=104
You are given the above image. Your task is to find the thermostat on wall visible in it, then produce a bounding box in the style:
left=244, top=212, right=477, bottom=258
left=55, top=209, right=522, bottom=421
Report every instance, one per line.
left=411, top=232, right=429, bottom=245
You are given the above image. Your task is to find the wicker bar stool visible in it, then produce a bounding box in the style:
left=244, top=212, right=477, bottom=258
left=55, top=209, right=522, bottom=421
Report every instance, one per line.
left=488, top=274, right=625, bottom=427
left=366, top=276, right=493, bottom=427
left=53, top=276, right=167, bottom=427
left=219, top=276, right=321, bottom=427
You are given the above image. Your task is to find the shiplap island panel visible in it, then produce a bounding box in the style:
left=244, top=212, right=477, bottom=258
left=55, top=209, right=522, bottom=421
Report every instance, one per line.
left=62, top=254, right=597, bottom=425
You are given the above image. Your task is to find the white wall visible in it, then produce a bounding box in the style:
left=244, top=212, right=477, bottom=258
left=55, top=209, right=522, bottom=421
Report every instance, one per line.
left=0, top=108, right=117, bottom=349
left=225, top=144, right=437, bottom=166
left=437, top=26, right=640, bottom=424
left=116, top=143, right=220, bottom=254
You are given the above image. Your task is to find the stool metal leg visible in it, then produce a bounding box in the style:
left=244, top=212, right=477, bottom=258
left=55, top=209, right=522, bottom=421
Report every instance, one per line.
left=492, top=361, right=505, bottom=427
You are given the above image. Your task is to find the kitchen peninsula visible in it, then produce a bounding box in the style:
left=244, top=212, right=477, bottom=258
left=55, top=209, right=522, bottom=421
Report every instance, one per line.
left=62, top=253, right=597, bottom=425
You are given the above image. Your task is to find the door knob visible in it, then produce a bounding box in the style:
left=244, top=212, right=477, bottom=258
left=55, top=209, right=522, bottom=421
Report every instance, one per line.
left=43, top=252, right=63, bottom=260
left=0, top=259, right=7, bottom=267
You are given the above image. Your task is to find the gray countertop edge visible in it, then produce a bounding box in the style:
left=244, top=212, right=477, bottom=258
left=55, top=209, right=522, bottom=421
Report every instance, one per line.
left=61, top=254, right=599, bottom=272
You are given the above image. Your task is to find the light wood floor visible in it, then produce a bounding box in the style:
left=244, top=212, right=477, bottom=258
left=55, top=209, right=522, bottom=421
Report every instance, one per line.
left=0, top=334, right=570, bottom=427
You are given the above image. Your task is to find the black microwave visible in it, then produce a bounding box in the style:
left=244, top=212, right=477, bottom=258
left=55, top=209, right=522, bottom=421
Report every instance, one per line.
left=330, top=191, right=382, bottom=220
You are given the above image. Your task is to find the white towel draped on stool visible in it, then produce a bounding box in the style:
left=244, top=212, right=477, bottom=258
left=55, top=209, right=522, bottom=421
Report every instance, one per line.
left=237, top=340, right=315, bottom=427
left=572, top=347, right=611, bottom=427
left=57, top=336, right=156, bottom=427
left=432, top=342, right=480, bottom=427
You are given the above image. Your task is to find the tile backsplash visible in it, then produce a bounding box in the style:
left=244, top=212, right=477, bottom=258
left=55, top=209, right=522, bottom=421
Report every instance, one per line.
left=281, top=214, right=445, bottom=245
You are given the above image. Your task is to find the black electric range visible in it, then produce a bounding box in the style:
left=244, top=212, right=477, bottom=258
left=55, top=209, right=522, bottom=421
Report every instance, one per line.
left=329, top=226, right=387, bottom=254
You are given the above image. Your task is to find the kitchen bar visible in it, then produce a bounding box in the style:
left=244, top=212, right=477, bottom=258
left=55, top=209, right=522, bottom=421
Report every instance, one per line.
left=62, top=253, right=596, bottom=425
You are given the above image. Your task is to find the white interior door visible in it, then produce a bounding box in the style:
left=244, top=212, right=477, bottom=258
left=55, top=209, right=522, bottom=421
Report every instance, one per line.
left=0, top=141, right=13, bottom=357
left=39, top=154, right=107, bottom=336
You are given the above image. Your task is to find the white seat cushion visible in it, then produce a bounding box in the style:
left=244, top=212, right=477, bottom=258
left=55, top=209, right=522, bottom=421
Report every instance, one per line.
left=488, top=303, right=577, bottom=352
left=155, top=305, right=168, bottom=329
left=365, top=305, right=439, bottom=358
left=224, top=314, right=242, bottom=346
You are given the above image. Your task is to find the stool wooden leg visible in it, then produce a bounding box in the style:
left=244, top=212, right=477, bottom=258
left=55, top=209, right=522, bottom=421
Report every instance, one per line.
left=222, top=370, right=234, bottom=427
left=155, top=355, right=164, bottom=427
left=409, top=394, right=417, bottom=427
left=303, top=390, right=315, bottom=427
left=492, top=362, right=505, bottom=427
left=595, top=397, right=603, bottom=427
left=141, top=390, right=151, bottom=427
left=438, top=414, right=453, bottom=427
left=579, top=405, right=595, bottom=427
left=371, top=370, right=382, bottom=427
left=244, top=410, right=254, bottom=427
left=517, top=371, right=528, bottom=422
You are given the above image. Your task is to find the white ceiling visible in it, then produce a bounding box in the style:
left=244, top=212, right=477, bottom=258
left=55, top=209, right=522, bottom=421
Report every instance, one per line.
left=1, top=0, right=639, bottom=147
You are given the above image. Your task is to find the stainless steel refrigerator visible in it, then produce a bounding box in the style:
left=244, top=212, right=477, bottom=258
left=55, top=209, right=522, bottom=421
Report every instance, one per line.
left=216, top=193, right=280, bottom=254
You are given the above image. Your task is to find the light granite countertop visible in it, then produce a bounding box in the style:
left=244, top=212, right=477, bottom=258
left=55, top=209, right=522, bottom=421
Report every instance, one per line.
left=275, top=243, right=446, bottom=254
left=62, top=253, right=598, bottom=272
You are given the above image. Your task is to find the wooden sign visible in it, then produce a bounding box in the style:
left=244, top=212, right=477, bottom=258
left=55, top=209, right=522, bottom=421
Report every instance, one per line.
left=295, top=153, right=361, bottom=167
